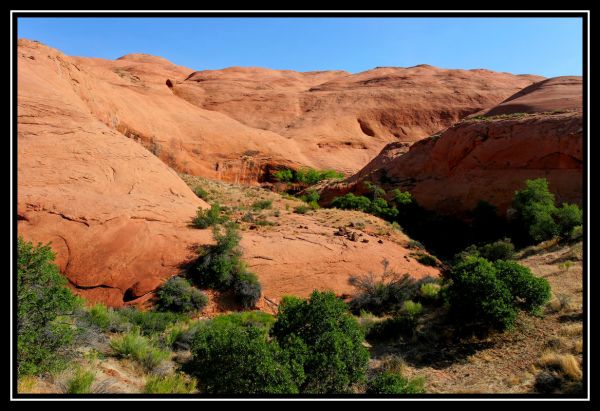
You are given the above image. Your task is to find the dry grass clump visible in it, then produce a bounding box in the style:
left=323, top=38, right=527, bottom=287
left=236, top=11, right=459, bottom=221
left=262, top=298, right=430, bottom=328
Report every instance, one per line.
left=534, top=351, right=583, bottom=394
left=538, top=352, right=582, bottom=380
left=559, top=323, right=583, bottom=338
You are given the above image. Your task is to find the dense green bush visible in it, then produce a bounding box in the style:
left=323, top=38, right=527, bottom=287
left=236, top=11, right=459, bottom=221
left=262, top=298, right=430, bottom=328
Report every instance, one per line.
left=511, top=178, right=583, bottom=243
left=233, top=270, right=262, bottom=309
left=366, top=371, right=425, bottom=394
left=455, top=238, right=515, bottom=263
left=369, top=198, right=399, bottom=220
left=330, top=193, right=372, bottom=212
left=17, top=238, right=81, bottom=377
left=190, top=321, right=301, bottom=394
left=195, top=223, right=243, bottom=289
left=295, top=168, right=344, bottom=185
left=272, top=291, right=370, bottom=393
left=443, top=256, right=517, bottom=330
left=299, top=189, right=320, bottom=204
left=155, top=277, right=208, bottom=313
left=554, top=203, right=583, bottom=238
left=494, top=260, right=551, bottom=313
left=478, top=238, right=515, bottom=261
left=273, top=168, right=343, bottom=184
left=273, top=169, right=294, bottom=182
left=390, top=189, right=413, bottom=206
left=192, top=203, right=227, bottom=229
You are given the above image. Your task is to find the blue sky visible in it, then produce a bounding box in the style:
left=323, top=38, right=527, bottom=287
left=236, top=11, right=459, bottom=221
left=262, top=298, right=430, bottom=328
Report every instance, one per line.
left=17, top=17, right=583, bottom=77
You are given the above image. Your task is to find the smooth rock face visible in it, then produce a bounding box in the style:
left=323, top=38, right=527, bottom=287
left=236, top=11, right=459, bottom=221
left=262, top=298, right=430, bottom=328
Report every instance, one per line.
left=319, top=76, right=583, bottom=216
left=172, top=65, right=542, bottom=175
left=17, top=39, right=212, bottom=306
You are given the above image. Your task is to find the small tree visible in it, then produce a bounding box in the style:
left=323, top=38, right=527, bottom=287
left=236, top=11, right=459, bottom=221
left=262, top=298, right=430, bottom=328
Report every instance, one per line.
left=512, top=179, right=558, bottom=243
left=272, top=291, right=369, bottom=394
left=17, top=238, right=81, bottom=376
left=494, top=260, right=551, bottom=313
left=190, top=321, right=300, bottom=394
left=195, top=223, right=243, bottom=289
left=554, top=203, right=583, bottom=238
left=443, top=256, right=517, bottom=330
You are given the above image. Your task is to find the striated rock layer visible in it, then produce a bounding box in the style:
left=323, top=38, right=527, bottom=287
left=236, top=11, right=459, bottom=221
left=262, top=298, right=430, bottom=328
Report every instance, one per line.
left=319, top=76, right=584, bottom=216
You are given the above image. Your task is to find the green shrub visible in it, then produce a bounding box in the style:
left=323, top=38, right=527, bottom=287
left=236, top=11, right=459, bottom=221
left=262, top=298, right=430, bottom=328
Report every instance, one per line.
left=554, top=203, right=583, bottom=238
left=391, top=189, right=413, bottom=206
left=272, top=291, right=369, bottom=394
left=251, top=199, right=272, bottom=210
left=367, top=371, right=425, bottom=394
left=296, top=168, right=344, bottom=185
left=416, top=254, right=438, bottom=267
left=369, top=198, right=399, bottom=220
left=190, top=321, right=300, bottom=394
left=330, top=193, right=372, bottom=212
left=66, top=366, right=95, bottom=394
left=273, top=169, right=294, bottom=182
left=443, top=256, right=517, bottom=330
left=293, top=205, right=311, bottom=214
left=192, top=203, right=227, bottom=229
left=494, top=260, right=551, bottom=313
left=570, top=225, right=583, bottom=240
left=143, top=373, right=197, bottom=394
left=17, top=238, right=81, bottom=377
left=364, top=181, right=386, bottom=201
left=401, top=300, right=423, bottom=317
left=116, top=308, right=184, bottom=336
left=109, top=328, right=170, bottom=372
left=419, top=283, right=441, bottom=300
left=299, top=189, right=320, bottom=204
left=478, top=238, right=515, bottom=261
left=193, top=186, right=209, bottom=200
left=512, top=179, right=559, bottom=243
left=407, top=240, right=424, bottom=250
left=195, top=223, right=243, bottom=289
left=85, top=304, right=129, bottom=333
left=233, top=270, right=262, bottom=309
left=155, top=277, right=208, bottom=314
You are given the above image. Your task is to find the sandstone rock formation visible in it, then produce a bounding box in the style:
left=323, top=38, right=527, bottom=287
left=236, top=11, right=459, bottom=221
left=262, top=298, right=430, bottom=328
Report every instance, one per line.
left=171, top=65, right=542, bottom=175
left=18, top=39, right=542, bottom=186
left=17, top=39, right=212, bottom=306
left=319, top=76, right=583, bottom=216
left=16, top=39, right=441, bottom=308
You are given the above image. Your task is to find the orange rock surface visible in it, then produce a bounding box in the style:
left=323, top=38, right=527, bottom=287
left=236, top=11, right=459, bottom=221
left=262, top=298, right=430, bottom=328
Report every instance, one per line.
left=16, top=39, right=444, bottom=307
left=319, top=76, right=583, bottom=216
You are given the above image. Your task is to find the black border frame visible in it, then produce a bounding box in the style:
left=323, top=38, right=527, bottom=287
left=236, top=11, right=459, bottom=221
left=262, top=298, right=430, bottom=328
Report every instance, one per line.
left=10, top=9, right=590, bottom=401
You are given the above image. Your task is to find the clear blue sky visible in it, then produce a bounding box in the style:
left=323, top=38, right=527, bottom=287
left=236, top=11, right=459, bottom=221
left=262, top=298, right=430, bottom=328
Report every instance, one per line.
left=17, top=17, right=583, bottom=77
